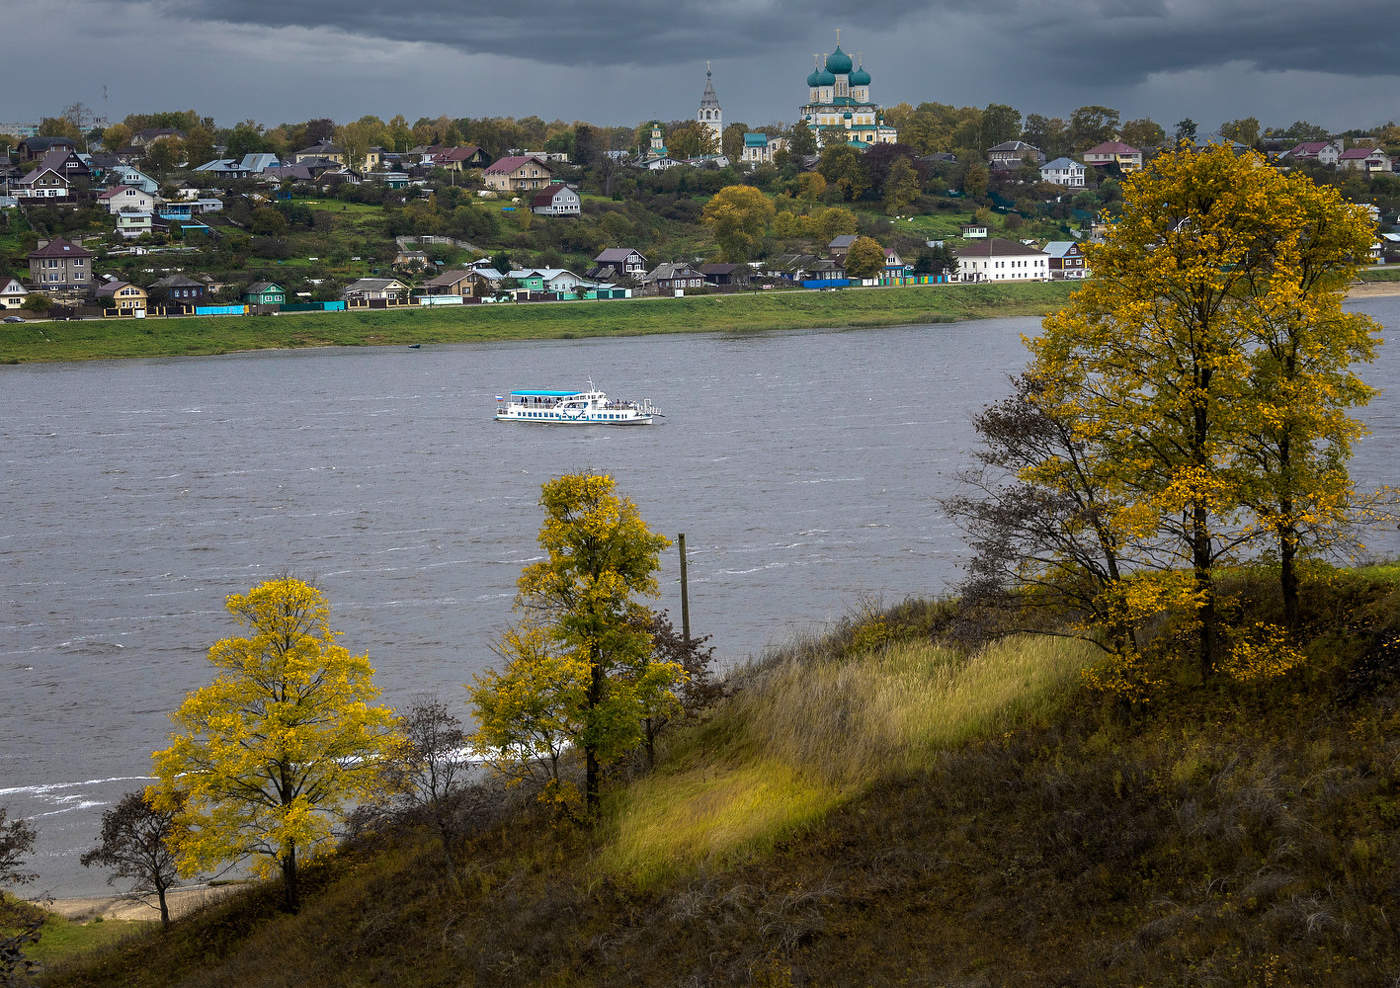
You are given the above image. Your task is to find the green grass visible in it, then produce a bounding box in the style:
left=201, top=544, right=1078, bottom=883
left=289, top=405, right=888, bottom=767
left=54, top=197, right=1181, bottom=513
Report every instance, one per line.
left=1357, top=265, right=1400, bottom=282
left=0, top=281, right=1077, bottom=363
left=24, top=913, right=151, bottom=966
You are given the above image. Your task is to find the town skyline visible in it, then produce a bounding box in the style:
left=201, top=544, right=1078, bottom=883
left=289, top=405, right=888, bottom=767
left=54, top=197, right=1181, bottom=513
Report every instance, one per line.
left=5, top=2, right=1397, bottom=134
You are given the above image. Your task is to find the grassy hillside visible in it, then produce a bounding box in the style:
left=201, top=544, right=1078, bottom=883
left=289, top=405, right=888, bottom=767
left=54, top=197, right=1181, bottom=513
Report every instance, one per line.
left=33, top=564, right=1400, bottom=986
left=0, top=281, right=1075, bottom=363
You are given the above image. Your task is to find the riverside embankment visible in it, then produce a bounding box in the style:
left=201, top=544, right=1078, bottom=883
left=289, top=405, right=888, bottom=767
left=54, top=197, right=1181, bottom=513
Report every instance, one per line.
left=0, top=282, right=1076, bottom=363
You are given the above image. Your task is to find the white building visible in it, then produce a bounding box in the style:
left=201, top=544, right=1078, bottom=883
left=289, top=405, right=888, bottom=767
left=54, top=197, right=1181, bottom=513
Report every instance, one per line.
left=1040, top=157, right=1086, bottom=188
left=530, top=183, right=581, bottom=216
left=956, top=238, right=1049, bottom=282
left=697, top=63, right=722, bottom=146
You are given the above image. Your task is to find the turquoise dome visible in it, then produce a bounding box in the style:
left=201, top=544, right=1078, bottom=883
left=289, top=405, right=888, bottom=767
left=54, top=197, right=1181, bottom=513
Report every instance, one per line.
left=850, top=65, right=871, bottom=86
left=825, top=45, right=853, bottom=75
left=807, top=68, right=821, bottom=86
left=816, top=69, right=836, bottom=86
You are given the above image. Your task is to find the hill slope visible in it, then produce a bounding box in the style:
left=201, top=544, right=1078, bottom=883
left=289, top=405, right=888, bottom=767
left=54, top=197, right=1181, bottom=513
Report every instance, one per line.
left=37, top=569, right=1400, bottom=986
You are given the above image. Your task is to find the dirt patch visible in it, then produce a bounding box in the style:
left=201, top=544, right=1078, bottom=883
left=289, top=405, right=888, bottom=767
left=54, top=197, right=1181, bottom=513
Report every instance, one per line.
left=39, top=884, right=244, bottom=923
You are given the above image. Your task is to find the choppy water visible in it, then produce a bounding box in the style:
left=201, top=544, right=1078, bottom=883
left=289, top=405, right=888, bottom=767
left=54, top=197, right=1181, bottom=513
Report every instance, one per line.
left=4, top=302, right=1399, bottom=896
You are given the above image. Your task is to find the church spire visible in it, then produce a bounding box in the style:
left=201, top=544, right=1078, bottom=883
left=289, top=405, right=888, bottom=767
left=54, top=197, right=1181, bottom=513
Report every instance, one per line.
left=698, top=61, right=722, bottom=142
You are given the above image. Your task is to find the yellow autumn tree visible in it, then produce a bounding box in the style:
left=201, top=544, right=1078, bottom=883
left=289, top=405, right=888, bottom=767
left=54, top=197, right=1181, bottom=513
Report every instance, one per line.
left=470, top=474, right=681, bottom=815
left=150, top=577, right=399, bottom=912
left=1029, top=144, right=1380, bottom=684
left=1229, top=175, right=1379, bottom=630
left=702, top=184, right=775, bottom=262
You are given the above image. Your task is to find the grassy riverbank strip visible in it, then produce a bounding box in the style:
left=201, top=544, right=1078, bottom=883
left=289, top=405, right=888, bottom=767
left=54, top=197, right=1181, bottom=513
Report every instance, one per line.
left=0, top=282, right=1076, bottom=364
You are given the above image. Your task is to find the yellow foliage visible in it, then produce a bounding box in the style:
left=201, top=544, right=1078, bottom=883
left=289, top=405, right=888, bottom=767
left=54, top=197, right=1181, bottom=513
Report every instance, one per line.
left=1027, top=144, right=1381, bottom=677
left=1220, top=622, right=1306, bottom=683
left=150, top=578, right=399, bottom=882
left=472, top=474, right=679, bottom=810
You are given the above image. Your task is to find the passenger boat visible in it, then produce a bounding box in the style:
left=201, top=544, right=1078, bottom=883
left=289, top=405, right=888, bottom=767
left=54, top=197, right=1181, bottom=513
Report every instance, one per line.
left=494, top=387, right=659, bottom=425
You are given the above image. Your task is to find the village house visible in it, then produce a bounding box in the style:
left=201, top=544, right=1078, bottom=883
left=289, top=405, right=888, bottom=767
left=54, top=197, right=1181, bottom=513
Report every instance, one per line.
left=741, top=132, right=788, bottom=165
left=960, top=222, right=989, bottom=239
left=393, top=249, right=432, bottom=270
left=762, top=253, right=822, bottom=281
left=28, top=238, right=91, bottom=292
left=1282, top=140, right=1343, bottom=167
left=107, top=165, right=160, bottom=195
left=150, top=274, right=207, bottom=304
left=1082, top=141, right=1143, bottom=173
left=342, top=278, right=409, bottom=302
left=508, top=268, right=583, bottom=295
left=807, top=258, right=847, bottom=281
left=0, top=277, right=29, bottom=309
left=955, top=238, right=1049, bottom=283
left=827, top=234, right=859, bottom=262
left=639, top=262, right=705, bottom=294
left=530, top=183, right=581, bottom=216
left=116, top=210, right=154, bottom=239
left=293, top=140, right=347, bottom=166
left=987, top=140, right=1044, bottom=168
left=483, top=155, right=555, bottom=193
left=243, top=282, right=285, bottom=306
left=883, top=247, right=911, bottom=277
left=430, top=145, right=491, bottom=171
left=592, top=248, right=648, bottom=281
left=1040, top=156, right=1086, bottom=188
left=1338, top=147, right=1393, bottom=174
left=98, top=185, right=156, bottom=215
left=16, top=136, right=77, bottom=162
left=423, top=268, right=492, bottom=297
left=10, top=160, right=71, bottom=200
left=1043, top=241, right=1089, bottom=280
left=96, top=280, right=148, bottom=314
left=699, top=263, right=753, bottom=288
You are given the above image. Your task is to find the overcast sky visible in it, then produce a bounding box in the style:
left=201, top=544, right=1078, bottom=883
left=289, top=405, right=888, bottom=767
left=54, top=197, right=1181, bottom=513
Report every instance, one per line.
left=5, top=0, right=1397, bottom=134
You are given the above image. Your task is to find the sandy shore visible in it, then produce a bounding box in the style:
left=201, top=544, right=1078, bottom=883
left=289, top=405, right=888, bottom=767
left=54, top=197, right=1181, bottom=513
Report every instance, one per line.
left=37, top=883, right=245, bottom=923
left=1349, top=281, right=1400, bottom=298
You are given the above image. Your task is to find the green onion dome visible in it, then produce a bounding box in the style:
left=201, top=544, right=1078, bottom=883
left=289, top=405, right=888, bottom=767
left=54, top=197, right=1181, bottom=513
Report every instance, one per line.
left=850, top=65, right=871, bottom=86
left=807, top=68, right=822, bottom=87
left=825, top=46, right=853, bottom=75
left=816, top=68, right=836, bottom=86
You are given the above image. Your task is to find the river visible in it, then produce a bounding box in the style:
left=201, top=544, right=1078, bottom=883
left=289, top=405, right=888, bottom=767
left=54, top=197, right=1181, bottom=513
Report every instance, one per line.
left=4, top=300, right=1399, bottom=896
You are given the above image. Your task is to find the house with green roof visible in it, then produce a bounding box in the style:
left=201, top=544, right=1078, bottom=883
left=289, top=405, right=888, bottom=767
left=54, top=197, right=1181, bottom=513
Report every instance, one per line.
left=243, top=282, right=285, bottom=305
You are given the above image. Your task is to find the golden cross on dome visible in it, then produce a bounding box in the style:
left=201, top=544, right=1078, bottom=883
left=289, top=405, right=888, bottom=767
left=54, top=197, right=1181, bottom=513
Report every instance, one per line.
left=835, top=27, right=841, bottom=45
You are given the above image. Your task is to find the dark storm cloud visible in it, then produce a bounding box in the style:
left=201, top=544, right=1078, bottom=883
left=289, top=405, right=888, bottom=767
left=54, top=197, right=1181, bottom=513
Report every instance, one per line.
left=153, top=0, right=868, bottom=64
left=1003, top=0, right=1399, bottom=80
left=147, top=0, right=1397, bottom=84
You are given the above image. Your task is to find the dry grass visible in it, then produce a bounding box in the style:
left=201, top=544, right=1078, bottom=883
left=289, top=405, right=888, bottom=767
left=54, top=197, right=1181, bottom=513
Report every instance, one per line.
left=600, top=634, right=1096, bottom=885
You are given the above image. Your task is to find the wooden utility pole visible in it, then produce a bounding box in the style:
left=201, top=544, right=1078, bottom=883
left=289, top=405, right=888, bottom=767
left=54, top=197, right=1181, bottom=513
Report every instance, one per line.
left=677, top=533, right=691, bottom=647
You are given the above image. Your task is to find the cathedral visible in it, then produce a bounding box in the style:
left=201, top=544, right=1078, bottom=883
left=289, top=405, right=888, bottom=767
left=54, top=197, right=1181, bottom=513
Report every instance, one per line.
left=799, top=37, right=898, bottom=148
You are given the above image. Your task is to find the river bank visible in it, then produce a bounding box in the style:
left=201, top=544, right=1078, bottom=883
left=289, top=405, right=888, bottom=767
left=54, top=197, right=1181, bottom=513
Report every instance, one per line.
left=0, top=282, right=1075, bottom=364
left=38, top=883, right=244, bottom=923
left=5, top=279, right=1397, bottom=366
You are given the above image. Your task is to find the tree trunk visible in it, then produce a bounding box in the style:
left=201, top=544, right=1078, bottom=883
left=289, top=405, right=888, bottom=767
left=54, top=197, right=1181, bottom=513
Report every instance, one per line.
left=157, top=886, right=170, bottom=930
left=281, top=841, right=299, bottom=914
left=1194, top=504, right=1217, bottom=684
left=585, top=653, right=604, bottom=815
left=1280, top=523, right=1300, bottom=633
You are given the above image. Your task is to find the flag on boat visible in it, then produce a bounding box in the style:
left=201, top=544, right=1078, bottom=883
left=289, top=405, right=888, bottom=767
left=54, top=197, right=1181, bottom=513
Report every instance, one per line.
left=495, top=395, right=505, bottom=401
